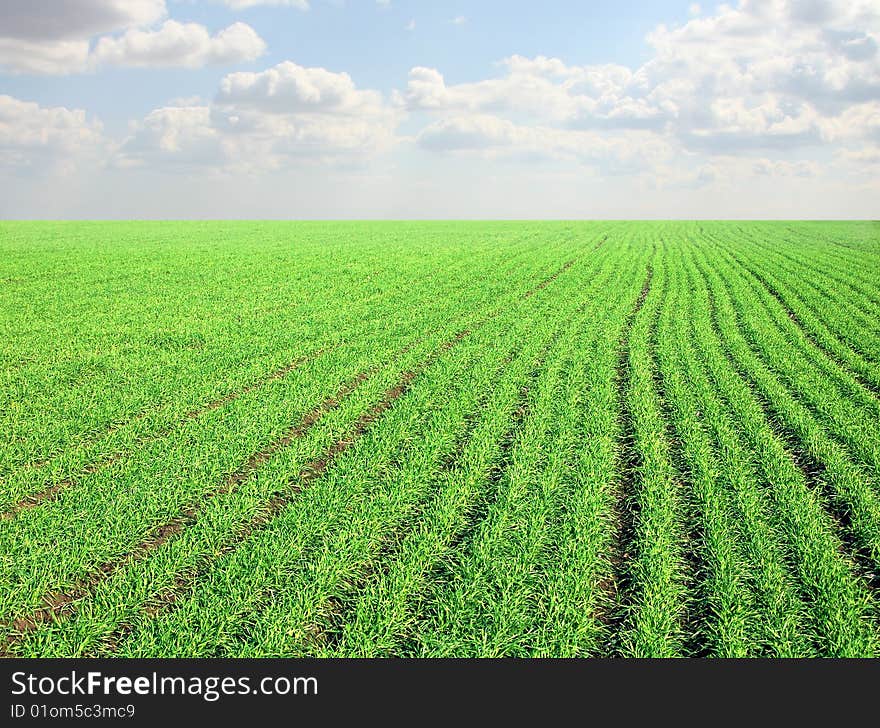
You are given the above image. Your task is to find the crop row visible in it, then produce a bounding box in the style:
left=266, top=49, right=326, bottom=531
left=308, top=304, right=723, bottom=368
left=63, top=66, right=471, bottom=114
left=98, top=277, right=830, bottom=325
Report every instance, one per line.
left=0, top=220, right=877, bottom=656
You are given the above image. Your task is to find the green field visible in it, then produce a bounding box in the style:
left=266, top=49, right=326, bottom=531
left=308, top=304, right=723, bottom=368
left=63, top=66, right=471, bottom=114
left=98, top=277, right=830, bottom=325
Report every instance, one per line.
left=1, top=220, right=879, bottom=657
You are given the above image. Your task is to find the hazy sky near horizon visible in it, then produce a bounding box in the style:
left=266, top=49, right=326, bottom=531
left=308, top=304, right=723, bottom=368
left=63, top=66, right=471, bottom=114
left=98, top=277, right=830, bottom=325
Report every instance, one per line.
left=1, top=0, right=878, bottom=218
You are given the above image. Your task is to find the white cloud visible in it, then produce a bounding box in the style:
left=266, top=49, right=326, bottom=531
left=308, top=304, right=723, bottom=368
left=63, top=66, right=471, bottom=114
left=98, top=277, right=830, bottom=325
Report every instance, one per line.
left=91, top=20, right=266, bottom=69
left=0, top=0, right=266, bottom=73
left=1, top=0, right=166, bottom=41
left=402, top=62, right=589, bottom=121
left=402, top=57, right=661, bottom=130
left=643, top=1, right=880, bottom=116
left=3, top=0, right=880, bottom=214
left=452, top=16, right=467, bottom=25
left=216, top=61, right=384, bottom=114
left=825, top=101, right=880, bottom=142
left=118, top=61, right=401, bottom=171
left=115, top=105, right=225, bottom=170
left=417, top=115, right=518, bottom=151
left=406, top=20, right=416, bottom=32
left=404, top=0, right=880, bottom=182
left=0, top=38, right=92, bottom=76
left=0, top=95, right=106, bottom=173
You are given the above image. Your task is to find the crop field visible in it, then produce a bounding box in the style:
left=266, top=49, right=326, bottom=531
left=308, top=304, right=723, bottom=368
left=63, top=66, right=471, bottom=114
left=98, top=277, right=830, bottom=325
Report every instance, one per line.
left=1, top=220, right=879, bottom=658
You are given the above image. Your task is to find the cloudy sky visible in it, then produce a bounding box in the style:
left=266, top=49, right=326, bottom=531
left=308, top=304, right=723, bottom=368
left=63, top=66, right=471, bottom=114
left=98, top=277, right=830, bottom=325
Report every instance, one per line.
left=1, top=0, right=878, bottom=218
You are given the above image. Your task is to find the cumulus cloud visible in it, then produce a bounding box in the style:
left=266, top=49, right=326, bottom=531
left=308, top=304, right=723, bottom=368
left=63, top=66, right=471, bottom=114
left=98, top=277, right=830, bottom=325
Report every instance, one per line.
left=1, top=0, right=166, bottom=41
left=0, top=0, right=166, bottom=73
left=638, top=0, right=880, bottom=156
left=115, top=105, right=225, bottom=170
left=0, top=95, right=106, bottom=173
left=404, top=0, right=880, bottom=178
left=0, top=39, right=92, bottom=76
left=0, top=0, right=266, bottom=73
left=4, top=0, right=879, bottom=202
left=643, top=1, right=880, bottom=116
left=402, top=57, right=671, bottom=132
left=402, top=62, right=671, bottom=171
left=417, top=115, right=518, bottom=151
left=91, top=20, right=266, bottom=69
left=216, top=61, right=385, bottom=114
left=402, top=62, right=587, bottom=121
left=117, top=61, right=400, bottom=171
left=826, top=101, right=880, bottom=143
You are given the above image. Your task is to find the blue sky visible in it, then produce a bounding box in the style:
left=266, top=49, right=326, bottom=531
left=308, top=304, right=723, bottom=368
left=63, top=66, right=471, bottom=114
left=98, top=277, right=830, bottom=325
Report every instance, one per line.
left=1, top=0, right=878, bottom=218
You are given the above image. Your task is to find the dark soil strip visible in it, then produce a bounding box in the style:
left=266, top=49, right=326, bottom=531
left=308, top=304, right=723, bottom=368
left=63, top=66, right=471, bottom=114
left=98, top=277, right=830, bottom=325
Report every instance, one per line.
left=435, top=306, right=579, bottom=555
left=2, top=265, right=578, bottom=656
left=1, top=352, right=322, bottom=521
left=0, top=366, right=376, bottom=655
left=766, top=232, right=880, bottom=316
left=599, top=264, right=653, bottom=655
left=522, top=260, right=575, bottom=299
left=303, top=342, right=513, bottom=651
left=393, top=380, right=540, bottom=656
left=713, top=255, right=880, bottom=476
left=454, top=383, right=531, bottom=552
left=89, top=332, right=469, bottom=656
left=314, top=303, right=580, bottom=655
left=6, top=255, right=575, bottom=518
left=301, top=376, right=504, bottom=654
left=649, top=297, right=710, bottom=657
left=23, top=355, right=321, bottom=473
left=437, top=351, right=517, bottom=473
left=729, top=254, right=880, bottom=399
left=704, top=286, right=879, bottom=594
left=829, top=239, right=873, bottom=253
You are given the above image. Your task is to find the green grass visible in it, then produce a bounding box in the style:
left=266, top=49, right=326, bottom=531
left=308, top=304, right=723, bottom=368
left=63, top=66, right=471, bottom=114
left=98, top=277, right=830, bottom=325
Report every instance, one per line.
left=1, top=220, right=878, bottom=657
